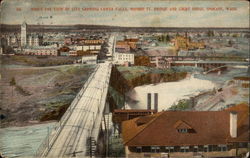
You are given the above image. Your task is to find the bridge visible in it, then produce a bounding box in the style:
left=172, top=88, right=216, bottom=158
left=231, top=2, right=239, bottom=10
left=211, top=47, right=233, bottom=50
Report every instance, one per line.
left=149, top=55, right=247, bottom=61
left=35, top=35, right=116, bottom=157
left=35, top=62, right=112, bottom=157
left=170, top=60, right=249, bottom=72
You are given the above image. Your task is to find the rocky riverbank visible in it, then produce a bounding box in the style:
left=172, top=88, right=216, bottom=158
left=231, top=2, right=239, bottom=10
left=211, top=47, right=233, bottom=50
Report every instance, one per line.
left=0, top=64, right=95, bottom=127
left=108, top=66, right=188, bottom=111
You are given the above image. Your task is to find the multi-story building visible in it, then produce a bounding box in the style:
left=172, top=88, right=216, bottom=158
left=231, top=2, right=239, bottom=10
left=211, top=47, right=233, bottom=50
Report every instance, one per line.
left=174, top=35, right=205, bottom=51
left=27, top=35, right=43, bottom=47
left=122, top=104, right=249, bottom=157
left=76, top=43, right=102, bottom=55
left=23, top=47, right=58, bottom=56
left=115, top=42, right=131, bottom=53
left=113, top=52, right=134, bottom=65
left=116, top=40, right=137, bottom=51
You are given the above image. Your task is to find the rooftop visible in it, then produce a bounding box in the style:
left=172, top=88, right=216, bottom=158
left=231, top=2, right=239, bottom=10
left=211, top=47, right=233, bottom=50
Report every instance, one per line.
left=122, top=104, right=249, bottom=146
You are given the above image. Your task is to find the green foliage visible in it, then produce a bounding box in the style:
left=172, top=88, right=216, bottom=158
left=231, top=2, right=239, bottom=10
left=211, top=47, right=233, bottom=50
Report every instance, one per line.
left=169, top=99, right=191, bottom=111
left=228, top=40, right=233, bottom=46
left=157, top=34, right=171, bottom=43
left=207, top=30, right=214, bottom=37
left=166, top=34, right=171, bottom=42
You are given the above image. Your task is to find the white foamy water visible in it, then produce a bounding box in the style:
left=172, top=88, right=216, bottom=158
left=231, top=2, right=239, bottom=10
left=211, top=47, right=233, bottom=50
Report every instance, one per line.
left=126, top=75, right=216, bottom=111
left=0, top=122, right=56, bottom=158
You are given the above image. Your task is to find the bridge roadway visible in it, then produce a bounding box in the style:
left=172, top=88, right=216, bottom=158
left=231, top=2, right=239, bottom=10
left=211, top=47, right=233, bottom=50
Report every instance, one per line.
left=172, top=60, right=249, bottom=65
left=37, top=62, right=112, bottom=157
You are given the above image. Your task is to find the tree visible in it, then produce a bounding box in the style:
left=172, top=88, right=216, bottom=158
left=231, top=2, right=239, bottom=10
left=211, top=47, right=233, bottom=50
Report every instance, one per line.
left=10, top=77, right=16, bottom=86
left=166, top=34, right=171, bottom=42
left=228, top=40, right=233, bottom=46
left=9, top=77, right=16, bottom=96
left=207, top=30, right=214, bottom=37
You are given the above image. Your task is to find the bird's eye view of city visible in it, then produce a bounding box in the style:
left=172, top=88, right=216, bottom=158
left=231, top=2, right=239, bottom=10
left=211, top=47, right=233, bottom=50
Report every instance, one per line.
left=0, top=0, right=249, bottom=158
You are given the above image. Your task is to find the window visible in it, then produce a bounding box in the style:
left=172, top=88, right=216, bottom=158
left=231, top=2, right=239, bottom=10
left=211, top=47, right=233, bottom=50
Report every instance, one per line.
left=204, top=145, right=208, bottom=152
left=165, top=146, right=174, bottom=153
left=193, top=146, right=198, bottom=152
left=198, top=146, right=203, bottom=152
left=218, top=145, right=227, bottom=151
left=180, top=146, right=189, bottom=152
left=238, top=142, right=247, bottom=148
left=151, top=146, right=160, bottom=153
left=136, top=147, right=142, bottom=153
left=177, top=129, right=188, bottom=133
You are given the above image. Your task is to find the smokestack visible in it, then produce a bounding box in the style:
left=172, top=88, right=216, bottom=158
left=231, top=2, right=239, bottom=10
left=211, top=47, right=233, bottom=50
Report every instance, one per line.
left=154, top=93, right=158, bottom=112
left=147, top=93, right=151, bottom=110
left=230, top=111, right=237, bottom=138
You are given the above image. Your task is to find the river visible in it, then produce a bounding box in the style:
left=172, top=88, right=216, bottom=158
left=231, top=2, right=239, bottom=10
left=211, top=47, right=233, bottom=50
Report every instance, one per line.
left=0, top=122, right=55, bottom=158
left=126, top=66, right=249, bottom=111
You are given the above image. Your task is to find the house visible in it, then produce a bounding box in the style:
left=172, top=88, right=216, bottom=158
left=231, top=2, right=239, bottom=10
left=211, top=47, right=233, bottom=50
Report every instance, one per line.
left=122, top=104, right=249, bottom=157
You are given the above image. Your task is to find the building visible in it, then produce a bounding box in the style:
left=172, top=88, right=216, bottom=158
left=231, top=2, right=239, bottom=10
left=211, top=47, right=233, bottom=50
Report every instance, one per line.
left=113, top=52, right=134, bottom=65
left=10, top=35, right=18, bottom=45
left=233, top=76, right=250, bottom=88
left=23, top=47, right=58, bottom=56
left=122, top=104, right=249, bottom=157
left=115, top=42, right=131, bottom=53
left=69, top=50, right=77, bottom=56
left=174, top=35, right=205, bottom=51
left=64, top=37, right=73, bottom=45
left=83, top=39, right=103, bottom=45
left=116, top=41, right=137, bottom=51
left=76, top=45, right=101, bottom=52
left=21, top=21, right=27, bottom=47
left=81, top=55, right=97, bottom=64
left=28, top=35, right=43, bottom=47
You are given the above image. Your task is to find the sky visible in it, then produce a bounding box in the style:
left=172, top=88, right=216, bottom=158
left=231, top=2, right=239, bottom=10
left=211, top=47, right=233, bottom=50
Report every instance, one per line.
left=0, top=0, right=249, bottom=27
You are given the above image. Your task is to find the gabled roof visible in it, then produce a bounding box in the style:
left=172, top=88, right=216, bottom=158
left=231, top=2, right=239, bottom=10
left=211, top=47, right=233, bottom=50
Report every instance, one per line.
left=122, top=104, right=249, bottom=146
left=174, top=120, right=193, bottom=129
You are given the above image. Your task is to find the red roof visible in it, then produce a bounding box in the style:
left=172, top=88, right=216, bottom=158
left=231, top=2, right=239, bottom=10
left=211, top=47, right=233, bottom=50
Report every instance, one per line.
left=114, top=109, right=156, bottom=113
left=122, top=104, right=249, bottom=146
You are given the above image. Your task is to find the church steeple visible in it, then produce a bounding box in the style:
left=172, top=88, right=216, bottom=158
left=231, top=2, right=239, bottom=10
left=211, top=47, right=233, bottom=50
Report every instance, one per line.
left=22, top=21, right=27, bottom=28
left=21, top=21, right=27, bottom=47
